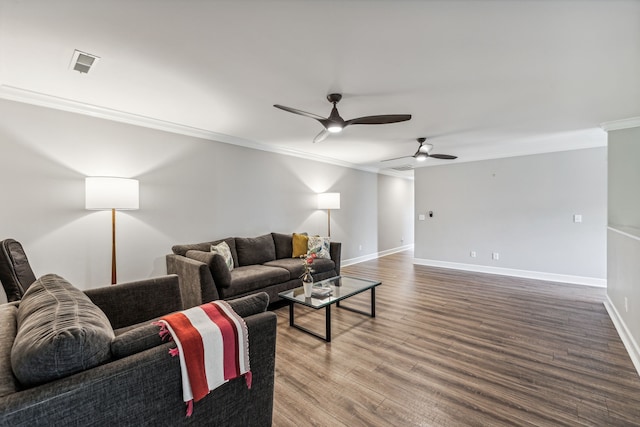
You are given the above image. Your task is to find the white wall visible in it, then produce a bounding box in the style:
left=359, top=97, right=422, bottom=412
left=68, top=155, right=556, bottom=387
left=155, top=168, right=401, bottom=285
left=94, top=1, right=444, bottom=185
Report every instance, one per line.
left=414, top=148, right=607, bottom=283
left=377, top=174, right=414, bottom=251
left=0, top=98, right=413, bottom=291
left=607, top=125, right=640, bottom=372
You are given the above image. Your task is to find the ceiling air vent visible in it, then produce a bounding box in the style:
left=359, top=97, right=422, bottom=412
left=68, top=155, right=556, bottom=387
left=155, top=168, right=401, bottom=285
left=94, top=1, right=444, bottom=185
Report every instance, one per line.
left=391, top=165, right=414, bottom=171
left=70, top=50, right=100, bottom=74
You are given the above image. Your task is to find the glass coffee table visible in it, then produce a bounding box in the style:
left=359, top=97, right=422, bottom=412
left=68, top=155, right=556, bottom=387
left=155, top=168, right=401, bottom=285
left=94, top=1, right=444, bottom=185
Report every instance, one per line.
left=278, top=275, right=381, bottom=342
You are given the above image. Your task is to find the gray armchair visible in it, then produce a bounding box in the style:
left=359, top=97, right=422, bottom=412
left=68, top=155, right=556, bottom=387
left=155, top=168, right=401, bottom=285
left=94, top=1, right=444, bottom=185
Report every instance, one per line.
left=0, top=239, right=37, bottom=302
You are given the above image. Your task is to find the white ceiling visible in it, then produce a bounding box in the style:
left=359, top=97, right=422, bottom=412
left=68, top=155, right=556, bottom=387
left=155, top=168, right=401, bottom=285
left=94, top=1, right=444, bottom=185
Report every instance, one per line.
left=1, top=0, right=639, bottom=176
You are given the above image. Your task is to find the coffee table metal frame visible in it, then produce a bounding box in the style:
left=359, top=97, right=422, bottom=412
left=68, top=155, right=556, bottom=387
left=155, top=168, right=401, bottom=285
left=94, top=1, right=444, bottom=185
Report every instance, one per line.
left=278, top=275, right=380, bottom=342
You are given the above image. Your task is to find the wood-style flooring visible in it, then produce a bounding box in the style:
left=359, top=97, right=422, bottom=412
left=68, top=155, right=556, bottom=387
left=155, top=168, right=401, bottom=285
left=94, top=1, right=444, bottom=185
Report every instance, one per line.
left=271, top=250, right=640, bottom=426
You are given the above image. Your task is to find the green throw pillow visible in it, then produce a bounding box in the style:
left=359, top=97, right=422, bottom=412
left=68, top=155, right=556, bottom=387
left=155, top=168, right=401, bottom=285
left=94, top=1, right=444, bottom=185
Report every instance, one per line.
left=211, top=241, right=234, bottom=271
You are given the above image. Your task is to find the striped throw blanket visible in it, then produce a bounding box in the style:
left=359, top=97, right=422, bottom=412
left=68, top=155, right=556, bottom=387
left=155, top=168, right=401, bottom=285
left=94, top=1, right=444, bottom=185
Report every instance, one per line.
left=154, top=300, right=251, bottom=417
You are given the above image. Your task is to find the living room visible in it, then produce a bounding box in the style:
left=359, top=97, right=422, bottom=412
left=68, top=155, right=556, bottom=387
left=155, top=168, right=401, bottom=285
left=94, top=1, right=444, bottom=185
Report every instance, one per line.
left=1, top=0, right=639, bottom=425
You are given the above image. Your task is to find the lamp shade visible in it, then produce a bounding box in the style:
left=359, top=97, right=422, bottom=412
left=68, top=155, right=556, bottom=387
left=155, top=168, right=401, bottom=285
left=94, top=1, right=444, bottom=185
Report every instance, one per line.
left=318, top=192, right=340, bottom=210
left=85, top=177, right=139, bottom=210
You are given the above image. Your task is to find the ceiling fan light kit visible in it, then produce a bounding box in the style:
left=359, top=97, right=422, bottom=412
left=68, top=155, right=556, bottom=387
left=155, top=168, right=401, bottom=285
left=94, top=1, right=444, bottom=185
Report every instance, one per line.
left=274, top=93, right=411, bottom=143
left=381, top=137, right=458, bottom=163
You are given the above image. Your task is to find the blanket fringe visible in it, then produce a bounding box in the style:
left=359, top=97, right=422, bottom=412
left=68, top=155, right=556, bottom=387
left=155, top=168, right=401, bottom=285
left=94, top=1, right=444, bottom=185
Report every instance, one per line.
left=169, top=347, right=180, bottom=357
left=152, top=321, right=173, bottom=341
left=245, top=371, right=252, bottom=389
left=186, top=400, right=193, bottom=417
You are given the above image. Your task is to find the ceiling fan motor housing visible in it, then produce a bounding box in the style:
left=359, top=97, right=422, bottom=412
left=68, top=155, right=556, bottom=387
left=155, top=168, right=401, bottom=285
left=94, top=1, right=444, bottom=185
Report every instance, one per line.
left=327, top=93, right=342, bottom=103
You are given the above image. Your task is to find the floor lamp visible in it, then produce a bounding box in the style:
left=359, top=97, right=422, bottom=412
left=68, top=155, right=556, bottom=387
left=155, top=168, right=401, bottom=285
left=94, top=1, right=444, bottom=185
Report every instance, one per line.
left=318, top=192, right=340, bottom=237
left=85, top=177, right=139, bottom=284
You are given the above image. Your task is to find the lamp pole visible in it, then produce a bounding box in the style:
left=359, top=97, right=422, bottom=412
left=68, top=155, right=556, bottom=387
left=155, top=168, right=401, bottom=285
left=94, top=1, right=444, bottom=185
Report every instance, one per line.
left=111, top=208, right=117, bottom=284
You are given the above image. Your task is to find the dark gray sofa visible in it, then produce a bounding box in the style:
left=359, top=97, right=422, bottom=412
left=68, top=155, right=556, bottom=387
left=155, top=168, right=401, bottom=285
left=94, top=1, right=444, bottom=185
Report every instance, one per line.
left=167, top=232, right=341, bottom=308
left=0, top=274, right=277, bottom=426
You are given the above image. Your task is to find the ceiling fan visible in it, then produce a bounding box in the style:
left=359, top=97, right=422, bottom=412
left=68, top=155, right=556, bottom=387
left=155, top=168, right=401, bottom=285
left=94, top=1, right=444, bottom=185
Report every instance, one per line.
left=274, top=93, right=412, bottom=143
left=382, top=137, right=458, bottom=162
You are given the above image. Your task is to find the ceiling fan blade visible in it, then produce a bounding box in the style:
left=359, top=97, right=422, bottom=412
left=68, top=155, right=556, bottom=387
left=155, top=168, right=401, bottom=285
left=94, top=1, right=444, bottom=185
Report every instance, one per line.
left=345, top=114, right=412, bottom=126
left=429, top=154, right=457, bottom=160
left=313, top=129, right=330, bottom=143
left=381, top=155, right=413, bottom=162
left=273, top=104, right=326, bottom=121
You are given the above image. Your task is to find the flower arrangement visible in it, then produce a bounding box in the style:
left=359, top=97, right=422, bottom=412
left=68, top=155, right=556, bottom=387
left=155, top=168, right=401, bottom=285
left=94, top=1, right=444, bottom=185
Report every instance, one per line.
left=300, top=250, right=318, bottom=278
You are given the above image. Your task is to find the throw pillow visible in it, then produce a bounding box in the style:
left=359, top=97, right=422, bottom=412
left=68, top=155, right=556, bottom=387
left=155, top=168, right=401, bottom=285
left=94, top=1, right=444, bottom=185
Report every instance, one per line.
left=211, top=241, right=234, bottom=271
left=307, top=235, right=331, bottom=259
left=111, top=323, right=165, bottom=359
left=227, top=292, right=269, bottom=317
left=292, top=233, right=309, bottom=258
left=11, top=274, right=115, bottom=387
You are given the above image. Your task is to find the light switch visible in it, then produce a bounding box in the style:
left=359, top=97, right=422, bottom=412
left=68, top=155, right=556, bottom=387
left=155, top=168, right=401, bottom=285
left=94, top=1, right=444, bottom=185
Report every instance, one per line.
left=418, top=214, right=426, bottom=221
left=573, top=214, right=582, bottom=223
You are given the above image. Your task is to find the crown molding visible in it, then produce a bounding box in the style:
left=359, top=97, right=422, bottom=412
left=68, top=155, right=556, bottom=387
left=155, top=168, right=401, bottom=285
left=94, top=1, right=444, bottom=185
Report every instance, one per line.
left=0, top=84, right=388, bottom=176
left=601, top=117, right=640, bottom=131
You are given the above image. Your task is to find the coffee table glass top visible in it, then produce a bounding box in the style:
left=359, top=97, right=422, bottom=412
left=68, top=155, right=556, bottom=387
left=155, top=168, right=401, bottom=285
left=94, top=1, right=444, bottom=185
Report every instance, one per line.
left=278, top=275, right=381, bottom=309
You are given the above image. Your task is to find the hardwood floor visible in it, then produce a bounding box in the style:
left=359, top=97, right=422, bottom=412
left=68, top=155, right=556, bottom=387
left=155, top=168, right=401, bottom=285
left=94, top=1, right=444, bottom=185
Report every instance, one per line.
left=271, top=251, right=640, bottom=426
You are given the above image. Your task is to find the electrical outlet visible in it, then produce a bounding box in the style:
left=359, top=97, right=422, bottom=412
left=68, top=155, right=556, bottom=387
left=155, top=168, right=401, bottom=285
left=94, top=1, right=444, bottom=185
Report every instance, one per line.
left=470, top=251, right=477, bottom=258
left=492, top=252, right=500, bottom=260
left=625, top=297, right=628, bottom=313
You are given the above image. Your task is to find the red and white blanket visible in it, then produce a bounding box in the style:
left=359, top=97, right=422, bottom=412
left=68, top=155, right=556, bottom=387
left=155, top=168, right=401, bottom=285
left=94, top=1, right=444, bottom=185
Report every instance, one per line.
left=154, top=300, right=251, bottom=416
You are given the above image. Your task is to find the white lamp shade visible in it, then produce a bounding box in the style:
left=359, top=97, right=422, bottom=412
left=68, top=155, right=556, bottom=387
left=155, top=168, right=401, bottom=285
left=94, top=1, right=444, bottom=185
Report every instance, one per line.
left=318, top=192, right=340, bottom=210
left=85, top=177, right=139, bottom=210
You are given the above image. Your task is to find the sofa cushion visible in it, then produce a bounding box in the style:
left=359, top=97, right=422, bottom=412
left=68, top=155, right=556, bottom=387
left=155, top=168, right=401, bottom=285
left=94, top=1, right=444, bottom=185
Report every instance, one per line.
left=292, top=233, right=309, bottom=258
left=264, top=257, right=335, bottom=278
left=235, top=234, right=276, bottom=267
left=173, top=238, right=239, bottom=268
left=185, top=250, right=232, bottom=288
left=211, top=241, right=234, bottom=271
left=271, top=233, right=293, bottom=259
left=308, top=235, right=331, bottom=259
left=263, top=258, right=305, bottom=279
left=11, top=274, right=115, bottom=387
left=0, top=304, right=19, bottom=397
left=226, top=265, right=289, bottom=297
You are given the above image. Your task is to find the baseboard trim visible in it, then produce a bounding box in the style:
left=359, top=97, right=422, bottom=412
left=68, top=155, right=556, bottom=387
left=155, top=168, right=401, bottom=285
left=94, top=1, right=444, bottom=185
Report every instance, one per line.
left=342, top=244, right=413, bottom=267
left=604, top=297, right=640, bottom=377
left=412, top=258, right=606, bottom=287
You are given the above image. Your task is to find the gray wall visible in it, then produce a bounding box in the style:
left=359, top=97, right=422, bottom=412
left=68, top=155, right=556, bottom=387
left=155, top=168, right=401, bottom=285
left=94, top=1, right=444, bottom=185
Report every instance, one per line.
left=414, top=148, right=607, bottom=281
left=0, top=98, right=413, bottom=291
left=607, top=125, right=640, bottom=361
left=377, top=174, right=414, bottom=251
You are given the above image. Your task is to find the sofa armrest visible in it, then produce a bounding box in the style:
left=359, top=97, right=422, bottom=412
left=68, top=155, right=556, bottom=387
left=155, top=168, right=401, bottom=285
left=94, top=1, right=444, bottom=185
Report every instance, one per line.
left=84, top=275, right=182, bottom=330
left=330, top=241, right=341, bottom=275
left=166, top=254, right=220, bottom=309
left=185, top=250, right=232, bottom=288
